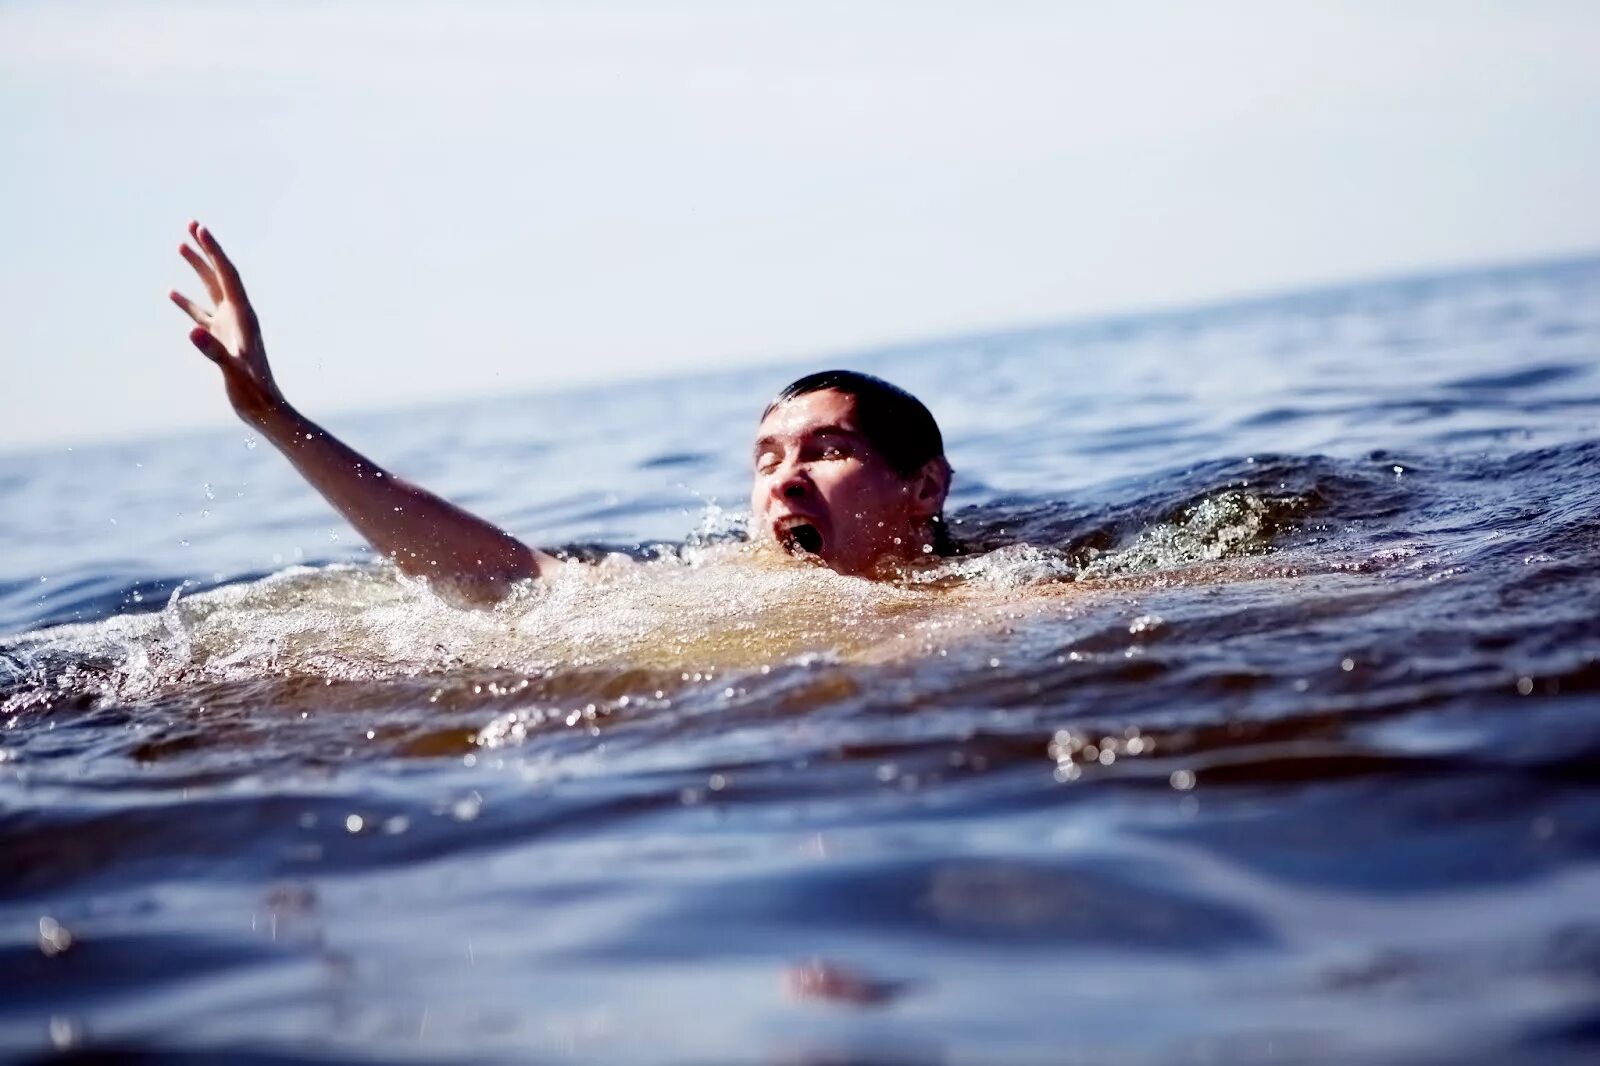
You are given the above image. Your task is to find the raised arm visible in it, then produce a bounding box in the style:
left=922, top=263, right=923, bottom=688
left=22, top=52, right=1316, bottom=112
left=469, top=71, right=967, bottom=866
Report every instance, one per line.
left=169, top=221, right=556, bottom=606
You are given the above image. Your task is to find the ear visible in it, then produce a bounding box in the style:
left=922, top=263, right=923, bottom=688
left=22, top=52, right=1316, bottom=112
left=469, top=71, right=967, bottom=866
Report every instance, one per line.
left=908, top=457, right=952, bottom=519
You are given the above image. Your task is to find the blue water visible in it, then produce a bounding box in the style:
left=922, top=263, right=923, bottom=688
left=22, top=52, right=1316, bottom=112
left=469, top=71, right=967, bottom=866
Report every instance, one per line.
left=4, top=256, right=1600, bottom=1063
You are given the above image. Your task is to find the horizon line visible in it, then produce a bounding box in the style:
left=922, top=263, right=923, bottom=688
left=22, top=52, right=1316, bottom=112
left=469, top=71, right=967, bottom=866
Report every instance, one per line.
left=6, top=243, right=1597, bottom=462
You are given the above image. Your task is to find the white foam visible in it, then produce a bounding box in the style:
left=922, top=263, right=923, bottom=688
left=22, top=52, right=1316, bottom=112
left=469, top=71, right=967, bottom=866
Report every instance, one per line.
left=1, top=492, right=1285, bottom=711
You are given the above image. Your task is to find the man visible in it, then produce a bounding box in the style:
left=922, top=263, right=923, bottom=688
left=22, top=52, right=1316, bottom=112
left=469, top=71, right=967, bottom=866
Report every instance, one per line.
left=169, top=222, right=953, bottom=606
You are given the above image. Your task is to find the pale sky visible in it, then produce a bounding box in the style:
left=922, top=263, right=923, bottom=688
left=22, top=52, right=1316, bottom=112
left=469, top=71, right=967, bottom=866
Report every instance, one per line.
left=2, top=0, right=1598, bottom=452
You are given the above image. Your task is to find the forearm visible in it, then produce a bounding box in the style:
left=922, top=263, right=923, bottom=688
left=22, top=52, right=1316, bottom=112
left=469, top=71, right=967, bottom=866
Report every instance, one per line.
left=248, top=401, right=543, bottom=603
left=170, top=220, right=543, bottom=605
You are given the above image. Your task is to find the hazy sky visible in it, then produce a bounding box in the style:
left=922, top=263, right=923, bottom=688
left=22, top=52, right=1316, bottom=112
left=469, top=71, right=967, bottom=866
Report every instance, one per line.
left=3, top=0, right=1598, bottom=452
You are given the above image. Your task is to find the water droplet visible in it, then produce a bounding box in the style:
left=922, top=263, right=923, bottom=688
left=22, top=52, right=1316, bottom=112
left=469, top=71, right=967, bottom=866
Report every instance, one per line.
left=1169, top=769, right=1196, bottom=791
left=203, top=483, right=215, bottom=500
left=244, top=438, right=257, bottom=450
left=344, top=814, right=364, bottom=833
left=1129, top=614, right=1163, bottom=636
left=48, top=1016, right=79, bottom=1050
left=1516, top=676, right=1534, bottom=695
left=1341, top=658, right=1355, bottom=672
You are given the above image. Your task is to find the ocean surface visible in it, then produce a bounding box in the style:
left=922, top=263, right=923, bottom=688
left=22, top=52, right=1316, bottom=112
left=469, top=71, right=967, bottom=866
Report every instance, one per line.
left=4, top=256, right=1600, bottom=1063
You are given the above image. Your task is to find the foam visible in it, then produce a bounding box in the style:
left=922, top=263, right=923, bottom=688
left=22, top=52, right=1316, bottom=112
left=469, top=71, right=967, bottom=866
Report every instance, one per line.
left=1, top=492, right=1286, bottom=712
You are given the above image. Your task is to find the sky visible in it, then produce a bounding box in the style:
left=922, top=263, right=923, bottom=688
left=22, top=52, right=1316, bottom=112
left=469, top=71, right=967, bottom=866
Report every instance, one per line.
left=2, top=0, right=1598, bottom=452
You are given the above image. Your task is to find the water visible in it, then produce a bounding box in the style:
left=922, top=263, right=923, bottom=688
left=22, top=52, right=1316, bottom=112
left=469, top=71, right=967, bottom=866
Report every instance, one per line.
left=4, top=257, right=1600, bottom=1063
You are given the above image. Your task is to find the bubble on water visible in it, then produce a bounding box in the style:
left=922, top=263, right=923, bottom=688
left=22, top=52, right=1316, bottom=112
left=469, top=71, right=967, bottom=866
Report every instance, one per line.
left=203, top=483, right=216, bottom=500
left=38, top=917, right=73, bottom=956
left=244, top=438, right=257, bottom=450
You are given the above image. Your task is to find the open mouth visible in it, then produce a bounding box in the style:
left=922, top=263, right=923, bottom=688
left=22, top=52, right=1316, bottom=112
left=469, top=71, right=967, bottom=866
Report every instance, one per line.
left=774, top=516, right=825, bottom=557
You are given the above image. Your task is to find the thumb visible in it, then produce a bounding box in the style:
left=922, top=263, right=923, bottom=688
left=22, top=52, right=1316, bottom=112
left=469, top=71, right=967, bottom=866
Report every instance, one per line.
left=189, top=327, right=229, bottom=365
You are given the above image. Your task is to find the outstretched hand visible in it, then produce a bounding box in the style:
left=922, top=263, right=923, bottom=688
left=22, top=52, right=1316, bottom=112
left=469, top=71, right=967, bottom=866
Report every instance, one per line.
left=169, top=221, right=284, bottom=422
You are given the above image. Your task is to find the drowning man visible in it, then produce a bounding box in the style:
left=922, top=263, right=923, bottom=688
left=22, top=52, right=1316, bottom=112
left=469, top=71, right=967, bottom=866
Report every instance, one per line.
left=169, top=222, right=955, bottom=606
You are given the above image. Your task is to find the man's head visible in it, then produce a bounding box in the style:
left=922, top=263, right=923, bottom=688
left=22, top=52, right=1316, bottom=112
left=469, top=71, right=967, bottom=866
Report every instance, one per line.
left=750, top=370, right=952, bottom=576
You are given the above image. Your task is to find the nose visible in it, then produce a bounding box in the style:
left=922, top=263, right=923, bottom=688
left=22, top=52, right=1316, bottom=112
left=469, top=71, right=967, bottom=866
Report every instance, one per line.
left=770, top=458, right=812, bottom=502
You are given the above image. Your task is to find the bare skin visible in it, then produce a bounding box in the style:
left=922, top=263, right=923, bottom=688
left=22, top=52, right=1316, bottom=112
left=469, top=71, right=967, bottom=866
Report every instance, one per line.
left=750, top=390, right=950, bottom=577
left=169, top=222, right=556, bottom=606
left=169, top=222, right=948, bottom=604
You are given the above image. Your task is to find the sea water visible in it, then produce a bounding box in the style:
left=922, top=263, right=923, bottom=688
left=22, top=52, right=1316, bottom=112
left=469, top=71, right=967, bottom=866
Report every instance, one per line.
left=3, top=257, right=1600, bottom=1062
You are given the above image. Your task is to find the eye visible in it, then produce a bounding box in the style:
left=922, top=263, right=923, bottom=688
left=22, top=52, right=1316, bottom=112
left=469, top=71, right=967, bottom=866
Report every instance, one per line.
left=755, top=450, right=780, bottom=473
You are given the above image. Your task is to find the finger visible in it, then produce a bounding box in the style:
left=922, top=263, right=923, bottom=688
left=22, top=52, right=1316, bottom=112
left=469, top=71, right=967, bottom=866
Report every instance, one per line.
left=169, top=289, right=212, bottom=328
left=179, top=243, right=223, bottom=304
left=189, top=326, right=229, bottom=366
left=193, top=222, right=248, bottom=303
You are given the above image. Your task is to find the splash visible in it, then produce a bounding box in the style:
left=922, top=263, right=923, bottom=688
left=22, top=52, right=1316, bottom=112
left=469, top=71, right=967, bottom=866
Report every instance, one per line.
left=0, top=491, right=1296, bottom=716
left=2, top=546, right=963, bottom=713
left=1074, top=490, right=1281, bottom=579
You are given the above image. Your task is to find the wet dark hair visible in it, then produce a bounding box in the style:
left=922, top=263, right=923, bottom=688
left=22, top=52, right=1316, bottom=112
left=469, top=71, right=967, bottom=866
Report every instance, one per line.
left=765, top=369, right=946, bottom=478
left=765, top=369, right=956, bottom=554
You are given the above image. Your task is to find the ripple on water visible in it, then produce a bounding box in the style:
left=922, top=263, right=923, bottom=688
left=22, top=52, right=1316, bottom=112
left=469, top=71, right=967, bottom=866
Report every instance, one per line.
left=5, top=259, right=1600, bottom=1061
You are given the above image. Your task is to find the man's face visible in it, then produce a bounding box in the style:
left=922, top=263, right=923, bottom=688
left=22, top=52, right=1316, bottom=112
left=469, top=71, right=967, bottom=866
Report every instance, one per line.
left=749, top=389, right=941, bottom=576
